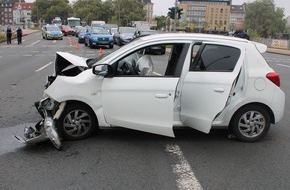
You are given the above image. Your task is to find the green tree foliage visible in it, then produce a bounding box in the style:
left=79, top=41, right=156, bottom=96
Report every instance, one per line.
left=155, top=16, right=167, bottom=30
left=109, top=0, right=146, bottom=26
left=31, top=0, right=72, bottom=24
left=245, top=0, right=286, bottom=38
left=31, top=0, right=146, bottom=27
left=72, top=0, right=109, bottom=24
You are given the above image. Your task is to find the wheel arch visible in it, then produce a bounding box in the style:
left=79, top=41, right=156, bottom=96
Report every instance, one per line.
left=63, top=100, right=100, bottom=128
left=230, top=102, right=275, bottom=125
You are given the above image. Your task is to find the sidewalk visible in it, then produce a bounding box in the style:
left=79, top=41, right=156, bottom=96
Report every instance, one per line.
left=266, top=47, right=290, bottom=56
left=22, top=29, right=39, bottom=36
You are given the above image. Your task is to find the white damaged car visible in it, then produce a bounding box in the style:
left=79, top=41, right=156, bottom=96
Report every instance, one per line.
left=15, top=33, right=285, bottom=149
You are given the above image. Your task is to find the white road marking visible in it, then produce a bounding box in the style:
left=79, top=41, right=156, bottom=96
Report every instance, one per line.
left=166, top=144, right=203, bottom=190
left=35, top=62, right=53, bottom=72
left=30, top=40, right=40, bottom=46
left=277, top=63, right=290, bottom=68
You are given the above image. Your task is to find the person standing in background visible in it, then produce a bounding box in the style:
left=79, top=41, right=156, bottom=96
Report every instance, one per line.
left=6, top=25, right=12, bottom=44
left=16, top=27, right=22, bottom=44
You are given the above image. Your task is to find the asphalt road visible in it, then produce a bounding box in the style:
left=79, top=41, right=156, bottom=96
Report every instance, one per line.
left=1, top=32, right=290, bottom=190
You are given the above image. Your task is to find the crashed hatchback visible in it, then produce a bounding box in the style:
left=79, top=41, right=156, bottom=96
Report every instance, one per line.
left=15, top=33, right=285, bottom=149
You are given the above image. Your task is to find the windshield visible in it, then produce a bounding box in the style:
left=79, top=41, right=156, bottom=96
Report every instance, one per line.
left=62, top=25, right=71, bottom=29
left=91, top=27, right=109, bottom=34
left=47, top=26, right=60, bottom=32
left=120, top=27, right=136, bottom=33
left=68, top=20, right=81, bottom=27
left=87, top=37, right=144, bottom=67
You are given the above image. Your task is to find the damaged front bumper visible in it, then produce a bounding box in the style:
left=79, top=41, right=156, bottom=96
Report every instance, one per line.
left=14, top=98, right=64, bottom=150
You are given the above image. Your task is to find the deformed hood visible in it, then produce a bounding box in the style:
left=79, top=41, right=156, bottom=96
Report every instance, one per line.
left=56, top=51, right=88, bottom=67
left=54, top=52, right=89, bottom=76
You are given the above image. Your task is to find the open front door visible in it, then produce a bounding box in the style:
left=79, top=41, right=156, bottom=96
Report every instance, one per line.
left=180, top=42, right=245, bottom=133
left=102, top=77, right=179, bottom=137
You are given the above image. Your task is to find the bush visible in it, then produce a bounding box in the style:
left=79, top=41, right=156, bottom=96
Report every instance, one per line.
left=0, top=31, right=17, bottom=43
left=0, top=32, right=5, bottom=42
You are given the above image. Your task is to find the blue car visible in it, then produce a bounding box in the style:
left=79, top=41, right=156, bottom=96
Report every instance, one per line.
left=84, top=27, right=114, bottom=49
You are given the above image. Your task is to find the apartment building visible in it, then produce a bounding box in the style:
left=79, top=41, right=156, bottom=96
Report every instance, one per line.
left=179, top=0, right=231, bottom=33
left=13, top=2, right=33, bottom=28
left=230, top=3, right=246, bottom=31
left=0, top=0, right=23, bottom=26
left=139, top=0, right=153, bottom=22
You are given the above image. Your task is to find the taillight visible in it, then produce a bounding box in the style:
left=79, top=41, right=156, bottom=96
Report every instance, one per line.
left=266, top=72, right=280, bottom=87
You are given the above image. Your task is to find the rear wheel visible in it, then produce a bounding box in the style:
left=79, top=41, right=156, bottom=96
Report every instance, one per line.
left=230, top=105, right=271, bottom=142
left=56, top=103, right=98, bottom=140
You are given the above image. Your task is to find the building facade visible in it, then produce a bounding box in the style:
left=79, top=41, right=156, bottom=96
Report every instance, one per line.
left=179, top=0, right=232, bottom=33
left=13, top=2, right=33, bottom=28
left=230, top=3, right=246, bottom=31
left=0, top=0, right=23, bottom=26
left=139, top=0, right=153, bottom=22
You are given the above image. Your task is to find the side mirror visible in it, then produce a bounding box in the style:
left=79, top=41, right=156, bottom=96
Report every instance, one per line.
left=92, top=64, right=114, bottom=77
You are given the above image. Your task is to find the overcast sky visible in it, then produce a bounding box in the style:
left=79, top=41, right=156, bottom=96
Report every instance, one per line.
left=152, top=0, right=290, bottom=17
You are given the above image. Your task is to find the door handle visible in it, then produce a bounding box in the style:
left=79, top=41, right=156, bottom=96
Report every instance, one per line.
left=214, top=88, right=225, bottom=93
left=155, top=94, right=169, bottom=98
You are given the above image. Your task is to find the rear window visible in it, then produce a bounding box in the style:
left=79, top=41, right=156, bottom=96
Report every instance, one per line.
left=192, top=44, right=241, bottom=72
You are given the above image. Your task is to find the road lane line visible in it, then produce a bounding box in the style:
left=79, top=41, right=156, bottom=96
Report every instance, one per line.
left=166, top=144, right=203, bottom=190
left=277, top=63, right=290, bottom=68
left=31, top=40, right=40, bottom=46
left=36, top=62, right=53, bottom=72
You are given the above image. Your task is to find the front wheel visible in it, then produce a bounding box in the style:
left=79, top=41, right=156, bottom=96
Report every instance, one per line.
left=230, top=105, right=271, bottom=142
left=56, top=103, right=98, bottom=140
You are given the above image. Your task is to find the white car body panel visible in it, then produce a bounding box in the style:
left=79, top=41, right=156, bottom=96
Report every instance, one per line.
left=180, top=43, right=245, bottom=133
left=102, top=77, right=179, bottom=137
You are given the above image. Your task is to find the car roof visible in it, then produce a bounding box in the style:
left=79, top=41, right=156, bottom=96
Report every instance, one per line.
left=137, top=33, right=267, bottom=53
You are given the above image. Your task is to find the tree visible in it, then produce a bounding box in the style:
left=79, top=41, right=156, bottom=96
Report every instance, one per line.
left=31, top=0, right=72, bottom=24
left=111, top=0, right=146, bottom=26
left=155, top=16, right=167, bottom=30
left=245, top=0, right=286, bottom=38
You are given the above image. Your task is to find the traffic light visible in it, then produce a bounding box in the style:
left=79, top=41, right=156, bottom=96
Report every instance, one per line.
left=177, top=7, right=183, bottom=20
left=168, top=7, right=176, bottom=19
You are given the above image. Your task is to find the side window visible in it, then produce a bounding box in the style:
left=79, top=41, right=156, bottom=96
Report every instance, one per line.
left=115, top=43, right=188, bottom=77
left=193, top=44, right=241, bottom=72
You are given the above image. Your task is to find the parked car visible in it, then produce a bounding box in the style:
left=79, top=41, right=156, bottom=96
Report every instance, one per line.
left=110, top=28, right=118, bottom=43
left=84, top=27, right=114, bottom=49
left=16, top=33, right=285, bottom=149
left=77, top=28, right=87, bottom=43
left=73, top=26, right=84, bottom=37
left=41, top=25, right=63, bottom=40
left=114, top=27, right=136, bottom=45
left=59, top=25, right=74, bottom=36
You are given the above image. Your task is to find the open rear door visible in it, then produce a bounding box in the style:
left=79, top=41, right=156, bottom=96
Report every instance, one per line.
left=180, top=42, right=245, bottom=133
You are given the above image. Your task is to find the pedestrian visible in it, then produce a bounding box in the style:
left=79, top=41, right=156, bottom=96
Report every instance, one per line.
left=6, top=25, right=12, bottom=44
left=16, top=27, right=22, bottom=44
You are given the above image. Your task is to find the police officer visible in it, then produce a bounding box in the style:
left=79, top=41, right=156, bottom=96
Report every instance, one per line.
left=16, top=27, right=22, bottom=44
left=6, top=25, right=12, bottom=44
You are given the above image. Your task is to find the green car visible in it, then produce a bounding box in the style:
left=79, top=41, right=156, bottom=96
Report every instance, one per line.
left=42, top=25, right=63, bottom=40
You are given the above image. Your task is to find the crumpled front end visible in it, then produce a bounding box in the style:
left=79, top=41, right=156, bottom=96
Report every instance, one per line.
left=14, top=98, right=64, bottom=150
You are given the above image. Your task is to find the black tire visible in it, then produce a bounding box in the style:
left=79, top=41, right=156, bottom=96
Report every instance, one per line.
left=230, top=105, right=270, bottom=142
left=109, top=45, right=113, bottom=49
left=85, top=42, right=88, bottom=46
left=56, top=103, right=98, bottom=140
left=89, top=41, right=94, bottom=49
